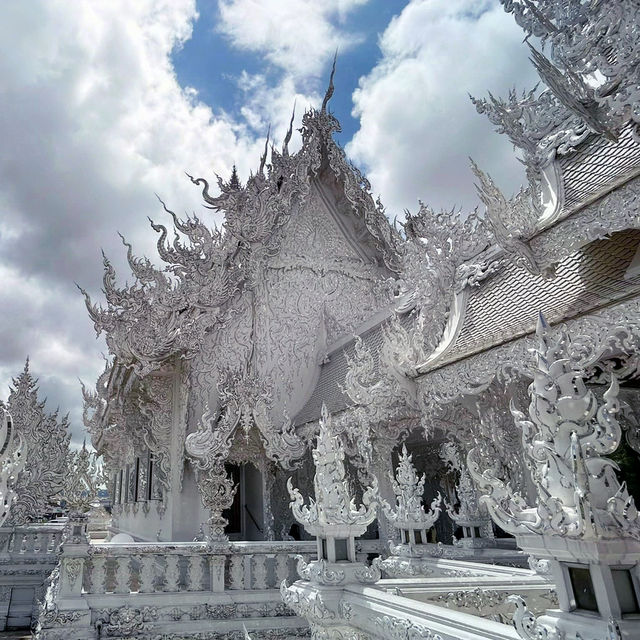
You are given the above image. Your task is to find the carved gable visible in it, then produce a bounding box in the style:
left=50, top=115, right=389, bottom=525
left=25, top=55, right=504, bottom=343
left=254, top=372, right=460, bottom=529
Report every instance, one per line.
left=255, top=179, right=392, bottom=417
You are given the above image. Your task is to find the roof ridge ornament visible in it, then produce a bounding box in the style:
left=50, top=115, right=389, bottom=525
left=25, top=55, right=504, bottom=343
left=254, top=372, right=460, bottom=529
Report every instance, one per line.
left=321, top=52, right=337, bottom=114
left=258, top=124, right=271, bottom=175
left=282, top=102, right=296, bottom=156
left=474, top=0, right=640, bottom=170
left=470, top=159, right=541, bottom=275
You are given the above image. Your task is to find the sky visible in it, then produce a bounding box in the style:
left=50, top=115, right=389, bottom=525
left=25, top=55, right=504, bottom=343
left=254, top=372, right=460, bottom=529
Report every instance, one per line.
left=0, top=0, right=539, bottom=446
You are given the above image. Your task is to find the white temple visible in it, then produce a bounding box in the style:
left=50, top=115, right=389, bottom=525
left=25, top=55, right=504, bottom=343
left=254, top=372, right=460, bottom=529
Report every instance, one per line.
left=15, top=1, right=640, bottom=639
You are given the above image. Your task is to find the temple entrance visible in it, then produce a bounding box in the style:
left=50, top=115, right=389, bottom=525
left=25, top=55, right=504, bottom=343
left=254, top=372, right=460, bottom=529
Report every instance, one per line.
left=223, top=463, right=264, bottom=541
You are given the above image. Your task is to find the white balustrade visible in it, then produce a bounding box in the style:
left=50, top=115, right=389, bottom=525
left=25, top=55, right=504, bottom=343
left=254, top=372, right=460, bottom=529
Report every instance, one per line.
left=0, top=525, right=64, bottom=559
left=79, top=540, right=316, bottom=596
left=0, top=521, right=64, bottom=589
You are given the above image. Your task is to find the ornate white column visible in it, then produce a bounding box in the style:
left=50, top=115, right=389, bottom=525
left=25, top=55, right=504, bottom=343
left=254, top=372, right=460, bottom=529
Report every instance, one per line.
left=262, top=461, right=276, bottom=541
left=0, top=408, right=24, bottom=527
left=371, top=437, right=397, bottom=548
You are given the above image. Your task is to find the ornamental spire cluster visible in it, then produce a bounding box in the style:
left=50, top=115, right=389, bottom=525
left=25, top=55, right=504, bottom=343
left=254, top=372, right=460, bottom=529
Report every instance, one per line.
left=473, top=0, right=640, bottom=171
left=382, top=445, right=441, bottom=532
left=81, top=98, right=401, bottom=380
left=6, top=360, right=70, bottom=525
left=287, top=404, right=378, bottom=535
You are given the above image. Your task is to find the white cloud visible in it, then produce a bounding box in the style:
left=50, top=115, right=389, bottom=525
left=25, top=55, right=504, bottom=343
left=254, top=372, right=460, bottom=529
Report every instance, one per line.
left=347, top=0, right=540, bottom=217
left=236, top=71, right=320, bottom=151
left=0, top=0, right=293, bottom=444
left=217, top=0, right=368, bottom=78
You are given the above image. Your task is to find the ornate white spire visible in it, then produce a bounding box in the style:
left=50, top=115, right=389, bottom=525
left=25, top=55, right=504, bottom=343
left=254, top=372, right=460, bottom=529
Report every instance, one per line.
left=287, top=404, right=378, bottom=536
left=63, top=441, right=108, bottom=515
left=7, top=360, right=70, bottom=524
left=440, top=440, right=494, bottom=546
left=284, top=402, right=381, bottom=606
left=382, top=444, right=441, bottom=533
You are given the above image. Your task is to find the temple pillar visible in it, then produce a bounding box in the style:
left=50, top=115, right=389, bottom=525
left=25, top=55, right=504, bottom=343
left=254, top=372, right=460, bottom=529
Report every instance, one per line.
left=262, top=462, right=276, bottom=541
left=372, top=438, right=397, bottom=548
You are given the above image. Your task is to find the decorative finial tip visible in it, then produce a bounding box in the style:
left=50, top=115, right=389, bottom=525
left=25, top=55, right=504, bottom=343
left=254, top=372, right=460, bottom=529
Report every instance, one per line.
left=536, top=311, right=549, bottom=335
left=321, top=52, right=337, bottom=113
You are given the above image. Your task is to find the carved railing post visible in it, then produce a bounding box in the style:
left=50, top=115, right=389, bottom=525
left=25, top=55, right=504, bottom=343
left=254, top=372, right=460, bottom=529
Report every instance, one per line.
left=470, top=314, right=640, bottom=640
left=187, top=555, right=204, bottom=591
left=228, top=554, right=244, bottom=589
left=164, top=555, right=180, bottom=592
left=90, top=555, right=107, bottom=594
left=34, top=510, right=92, bottom=638
left=208, top=553, right=225, bottom=593
left=282, top=403, right=381, bottom=638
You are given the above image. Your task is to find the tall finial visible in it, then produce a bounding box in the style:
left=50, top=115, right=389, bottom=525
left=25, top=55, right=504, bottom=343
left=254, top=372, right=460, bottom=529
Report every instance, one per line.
left=282, top=101, right=296, bottom=156
left=321, top=52, right=337, bottom=114
left=228, top=164, right=241, bottom=190
left=258, top=125, right=270, bottom=175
